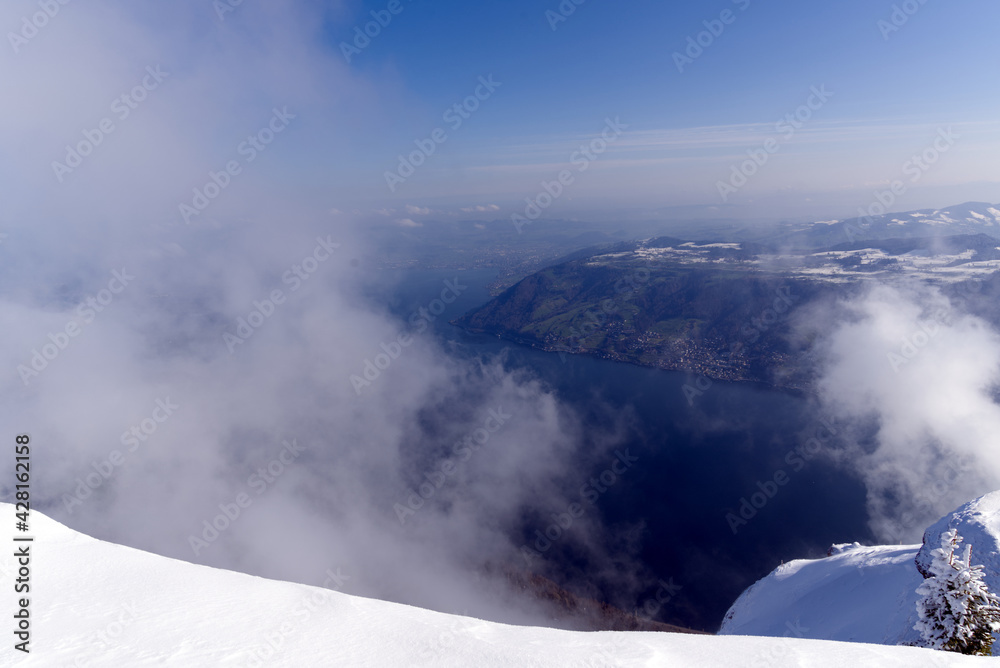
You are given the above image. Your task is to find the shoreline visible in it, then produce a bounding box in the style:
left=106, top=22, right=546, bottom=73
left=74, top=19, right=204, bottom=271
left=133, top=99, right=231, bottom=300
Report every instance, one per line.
left=451, top=321, right=810, bottom=399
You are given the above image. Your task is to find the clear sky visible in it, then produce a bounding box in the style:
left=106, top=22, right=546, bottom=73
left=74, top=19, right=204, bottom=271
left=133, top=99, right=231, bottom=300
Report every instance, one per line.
left=2, top=0, right=999, bottom=228
left=316, top=0, right=1000, bottom=221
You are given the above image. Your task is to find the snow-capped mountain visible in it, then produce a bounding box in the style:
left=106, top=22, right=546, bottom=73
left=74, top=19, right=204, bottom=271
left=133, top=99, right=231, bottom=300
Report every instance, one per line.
left=2, top=504, right=983, bottom=667
left=783, top=202, right=1000, bottom=248
left=874, top=202, right=1000, bottom=231
left=720, top=491, right=1000, bottom=657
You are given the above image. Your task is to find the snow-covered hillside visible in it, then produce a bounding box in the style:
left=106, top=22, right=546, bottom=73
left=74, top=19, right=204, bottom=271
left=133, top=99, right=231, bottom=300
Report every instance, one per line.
left=917, top=491, right=1000, bottom=595
left=1, top=504, right=984, bottom=667
left=720, top=491, right=1000, bottom=659
left=718, top=543, right=925, bottom=647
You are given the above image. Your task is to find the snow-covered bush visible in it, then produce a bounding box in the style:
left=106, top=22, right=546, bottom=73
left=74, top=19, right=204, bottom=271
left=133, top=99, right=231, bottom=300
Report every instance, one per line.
left=914, top=529, right=1000, bottom=656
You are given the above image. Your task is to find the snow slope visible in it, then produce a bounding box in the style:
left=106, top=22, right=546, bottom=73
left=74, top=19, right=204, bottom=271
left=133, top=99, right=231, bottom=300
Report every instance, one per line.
left=917, top=491, right=1000, bottom=595
left=721, top=491, right=1000, bottom=658
left=718, top=543, right=925, bottom=647
left=1, top=505, right=988, bottom=667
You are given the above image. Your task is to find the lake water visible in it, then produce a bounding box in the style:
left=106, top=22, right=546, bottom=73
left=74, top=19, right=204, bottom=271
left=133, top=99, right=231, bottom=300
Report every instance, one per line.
left=374, top=267, right=873, bottom=632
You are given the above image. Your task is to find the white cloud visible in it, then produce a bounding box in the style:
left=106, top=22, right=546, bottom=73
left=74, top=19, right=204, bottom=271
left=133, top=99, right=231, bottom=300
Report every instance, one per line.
left=805, top=282, right=1000, bottom=541
left=0, top=0, right=633, bottom=629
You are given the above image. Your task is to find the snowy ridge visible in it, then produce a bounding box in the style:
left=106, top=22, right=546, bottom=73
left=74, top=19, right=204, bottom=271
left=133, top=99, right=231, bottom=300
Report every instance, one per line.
left=917, top=491, right=1000, bottom=595
left=721, top=491, right=1000, bottom=658
left=855, top=202, right=1000, bottom=230
left=903, top=204, right=1000, bottom=227
left=776, top=201, right=1000, bottom=250
left=1, top=504, right=983, bottom=667
left=718, top=543, right=925, bottom=647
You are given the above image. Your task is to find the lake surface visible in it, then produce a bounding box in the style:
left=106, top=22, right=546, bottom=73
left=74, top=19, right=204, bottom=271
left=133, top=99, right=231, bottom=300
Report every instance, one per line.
left=373, top=267, right=873, bottom=632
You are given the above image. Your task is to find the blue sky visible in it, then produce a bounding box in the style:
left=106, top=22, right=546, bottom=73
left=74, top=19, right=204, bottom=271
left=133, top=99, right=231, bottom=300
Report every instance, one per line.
left=305, top=0, right=1000, bottom=220
left=2, top=0, right=998, bottom=229
left=331, top=0, right=994, bottom=130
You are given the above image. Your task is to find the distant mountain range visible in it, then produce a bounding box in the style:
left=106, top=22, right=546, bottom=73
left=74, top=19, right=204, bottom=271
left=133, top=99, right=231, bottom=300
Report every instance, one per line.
left=453, top=203, right=1000, bottom=390
left=778, top=201, right=1000, bottom=249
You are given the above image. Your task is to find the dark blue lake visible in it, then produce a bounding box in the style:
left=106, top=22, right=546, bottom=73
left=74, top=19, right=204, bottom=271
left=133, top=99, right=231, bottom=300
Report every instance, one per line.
left=371, top=267, right=873, bottom=632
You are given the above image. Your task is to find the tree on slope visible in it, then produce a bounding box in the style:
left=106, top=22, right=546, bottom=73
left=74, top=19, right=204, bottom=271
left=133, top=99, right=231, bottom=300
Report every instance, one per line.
left=914, top=528, right=1000, bottom=655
